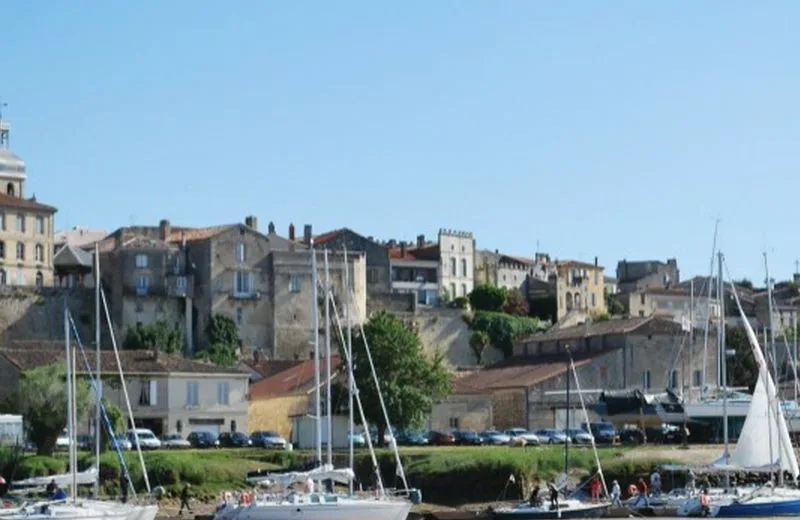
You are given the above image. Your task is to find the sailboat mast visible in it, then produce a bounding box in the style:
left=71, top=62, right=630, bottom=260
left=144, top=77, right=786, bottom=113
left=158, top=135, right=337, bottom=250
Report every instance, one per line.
left=310, top=242, right=322, bottom=465
left=93, top=242, right=101, bottom=498
left=323, top=249, right=333, bottom=467
left=718, top=252, right=730, bottom=490
left=343, top=246, right=354, bottom=496
left=64, top=303, right=76, bottom=501
left=564, top=347, right=570, bottom=475
left=765, top=254, right=779, bottom=391
left=71, top=332, right=78, bottom=499
left=702, top=220, right=720, bottom=390
left=794, top=311, right=798, bottom=404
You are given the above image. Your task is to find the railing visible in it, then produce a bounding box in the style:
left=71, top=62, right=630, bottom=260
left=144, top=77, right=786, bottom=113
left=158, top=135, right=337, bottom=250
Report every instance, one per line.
left=230, top=290, right=262, bottom=301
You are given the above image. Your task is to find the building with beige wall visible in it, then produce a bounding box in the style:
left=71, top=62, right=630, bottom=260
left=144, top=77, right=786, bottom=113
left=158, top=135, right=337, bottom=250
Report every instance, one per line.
left=0, top=116, right=57, bottom=288
left=555, top=259, right=606, bottom=320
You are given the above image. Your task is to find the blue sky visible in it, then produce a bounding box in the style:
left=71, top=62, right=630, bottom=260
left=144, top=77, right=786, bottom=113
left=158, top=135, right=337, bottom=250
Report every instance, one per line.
left=3, top=1, right=800, bottom=282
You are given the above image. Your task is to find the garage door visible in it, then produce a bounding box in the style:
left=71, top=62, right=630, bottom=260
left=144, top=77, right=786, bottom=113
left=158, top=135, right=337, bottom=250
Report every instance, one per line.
left=190, top=423, right=221, bottom=436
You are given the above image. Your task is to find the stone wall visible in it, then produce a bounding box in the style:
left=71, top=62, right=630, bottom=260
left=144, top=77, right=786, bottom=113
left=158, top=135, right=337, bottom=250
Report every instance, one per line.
left=0, top=287, right=94, bottom=344
left=412, top=308, right=474, bottom=366
left=430, top=393, right=493, bottom=432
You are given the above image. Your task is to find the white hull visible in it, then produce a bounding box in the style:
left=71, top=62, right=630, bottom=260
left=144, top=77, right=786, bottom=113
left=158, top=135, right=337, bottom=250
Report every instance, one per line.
left=82, top=501, right=158, bottom=520
left=0, top=502, right=130, bottom=520
left=215, top=495, right=411, bottom=520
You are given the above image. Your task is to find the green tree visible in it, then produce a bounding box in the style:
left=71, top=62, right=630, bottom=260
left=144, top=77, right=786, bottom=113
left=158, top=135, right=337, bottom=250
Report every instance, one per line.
left=7, top=363, right=91, bottom=455
left=123, top=321, right=184, bottom=354
left=469, top=284, right=508, bottom=313
left=470, top=311, right=545, bottom=358
left=98, top=398, right=124, bottom=451
left=347, top=311, right=452, bottom=445
left=195, top=315, right=240, bottom=367
left=726, top=326, right=759, bottom=390
left=469, top=330, right=490, bottom=363
left=604, top=290, right=625, bottom=315
left=735, top=278, right=754, bottom=290
left=503, top=289, right=529, bottom=316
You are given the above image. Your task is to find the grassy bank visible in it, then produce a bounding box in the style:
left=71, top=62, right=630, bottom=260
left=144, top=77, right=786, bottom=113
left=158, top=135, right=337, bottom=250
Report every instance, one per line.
left=0, top=446, right=675, bottom=505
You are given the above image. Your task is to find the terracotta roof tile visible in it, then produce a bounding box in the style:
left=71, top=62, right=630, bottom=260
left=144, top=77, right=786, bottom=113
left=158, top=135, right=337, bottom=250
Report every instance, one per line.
left=1, top=344, right=248, bottom=376
left=0, top=193, right=57, bottom=213
left=313, top=229, right=346, bottom=245
left=519, top=316, right=655, bottom=343
left=557, top=259, right=604, bottom=270
left=453, top=355, right=594, bottom=392
left=169, top=225, right=233, bottom=242
left=240, top=359, right=302, bottom=379
left=250, top=355, right=342, bottom=399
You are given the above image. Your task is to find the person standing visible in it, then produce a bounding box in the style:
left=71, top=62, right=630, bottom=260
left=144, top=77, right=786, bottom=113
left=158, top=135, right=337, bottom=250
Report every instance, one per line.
left=650, top=468, right=662, bottom=496
left=610, top=480, right=622, bottom=506
left=590, top=476, right=601, bottom=503
left=638, top=477, right=649, bottom=507
left=548, top=481, right=559, bottom=510
left=179, top=483, right=193, bottom=516
left=119, top=473, right=129, bottom=504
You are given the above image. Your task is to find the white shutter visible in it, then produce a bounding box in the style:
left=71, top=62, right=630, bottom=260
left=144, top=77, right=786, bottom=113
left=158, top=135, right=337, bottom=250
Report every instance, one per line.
left=149, top=380, right=158, bottom=406
left=249, top=272, right=255, bottom=294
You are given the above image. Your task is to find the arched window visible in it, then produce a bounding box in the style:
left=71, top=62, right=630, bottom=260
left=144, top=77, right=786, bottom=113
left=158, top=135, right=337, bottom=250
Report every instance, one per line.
left=35, top=271, right=43, bottom=289
left=450, top=257, right=456, bottom=276
left=35, top=244, right=43, bottom=263
left=15, top=242, right=24, bottom=261
left=6, top=183, right=14, bottom=196
left=566, top=293, right=573, bottom=310
left=574, top=292, right=582, bottom=310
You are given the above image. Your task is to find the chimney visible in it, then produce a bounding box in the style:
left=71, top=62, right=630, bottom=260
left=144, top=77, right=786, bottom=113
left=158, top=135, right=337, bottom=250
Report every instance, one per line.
left=159, top=219, right=171, bottom=241
left=303, top=224, right=312, bottom=245
left=268, top=221, right=275, bottom=234
left=594, top=256, right=598, bottom=267
left=417, top=234, right=425, bottom=248
left=244, top=215, right=258, bottom=231
left=289, top=223, right=296, bottom=241
left=400, top=243, right=406, bottom=257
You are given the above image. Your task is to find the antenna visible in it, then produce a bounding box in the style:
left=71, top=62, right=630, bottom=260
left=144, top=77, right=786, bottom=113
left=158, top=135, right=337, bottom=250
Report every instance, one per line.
left=0, top=101, right=6, bottom=120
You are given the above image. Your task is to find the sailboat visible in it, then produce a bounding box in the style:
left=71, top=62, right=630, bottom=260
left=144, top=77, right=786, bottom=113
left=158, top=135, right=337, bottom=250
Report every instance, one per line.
left=212, top=245, right=414, bottom=520
left=678, top=253, right=800, bottom=517
left=490, top=346, right=611, bottom=520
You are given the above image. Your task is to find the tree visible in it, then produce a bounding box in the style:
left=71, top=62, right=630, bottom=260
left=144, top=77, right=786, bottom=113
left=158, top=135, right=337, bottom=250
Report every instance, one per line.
left=469, top=284, right=508, bottom=313
left=7, top=363, right=91, bottom=455
left=735, top=278, right=754, bottom=290
left=503, top=289, right=529, bottom=316
left=604, top=290, right=625, bottom=315
left=123, top=321, right=184, bottom=354
left=725, top=326, right=759, bottom=391
left=346, top=311, right=452, bottom=445
left=98, top=399, right=124, bottom=451
left=469, top=331, right=490, bottom=364
left=195, top=315, right=240, bottom=367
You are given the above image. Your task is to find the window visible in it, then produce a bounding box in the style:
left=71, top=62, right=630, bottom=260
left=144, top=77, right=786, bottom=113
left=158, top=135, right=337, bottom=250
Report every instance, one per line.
left=217, top=382, right=230, bottom=405
left=35, top=271, right=43, bottom=289
left=139, top=380, right=158, bottom=407
left=135, top=300, right=144, bottom=313
left=367, top=268, right=379, bottom=284
left=0, top=213, right=5, bottom=231
left=236, top=307, right=243, bottom=325
left=461, top=284, right=467, bottom=297
left=640, top=293, right=646, bottom=305
left=176, top=276, right=188, bottom=289
left=16, top=214, right=24, bottom=233
left=461, top=258, right=467, bottom=277
left=0, top=241, right=5, bottom=259
left=448, top=417, right=459, bottom=429
left=186, top=381, right=199, bottom=406
left=16, top=270, right=23, bottom=286
left=450, top=258, right=456, bottom=276
left=670, top=370, right=679, bottom=389
left=235, top=243, right=246, bottom=263
left=450, top=283, right=456, bottom=300
left=15, top=242, right=24, bottom=260
left=0, top=269, right=5, bottom=285
left=692, top=370, right=702, bottom=388
left=290, top=274, right=301, bottom=293
left=36, top=216, right=44, bottom=234
left=6, top=183, right=13, bottom=196
left=34, top=244, right=43, bottom=263
left=235, top=271, right=253, bottom=295
left=643, top=370, right=651, bottom=390
left=591, top=293, right=596, bottom=307
left=135, top=254, right=148, bottom=268
left=136, top=275, right=149, bottom=295
left=566, top=293, right=573, bottom=311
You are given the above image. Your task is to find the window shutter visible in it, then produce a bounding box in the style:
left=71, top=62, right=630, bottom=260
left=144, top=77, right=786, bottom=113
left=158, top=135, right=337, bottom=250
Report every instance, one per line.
left=249, top=272, right=255, bottom=293
left=149, top=380, right=158, bottom=406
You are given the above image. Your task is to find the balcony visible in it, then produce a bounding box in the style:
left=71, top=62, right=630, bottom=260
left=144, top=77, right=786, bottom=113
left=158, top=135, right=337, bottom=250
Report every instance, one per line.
left=123, top=284, right=166, bottom=297
left=166, top=274, right=195, bottom=298
left=230, top=290, right=262, bottom=301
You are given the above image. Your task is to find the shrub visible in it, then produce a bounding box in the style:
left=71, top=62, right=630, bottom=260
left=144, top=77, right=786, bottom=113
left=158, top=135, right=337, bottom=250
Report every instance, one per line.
left=470, top=311, right=546, bottom=358
left=469, top=285, right=508, bottom=313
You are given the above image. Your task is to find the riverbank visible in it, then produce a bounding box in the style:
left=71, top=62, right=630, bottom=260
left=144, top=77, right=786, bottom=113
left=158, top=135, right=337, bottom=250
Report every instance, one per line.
left=1, top=444, right=723, bottom=509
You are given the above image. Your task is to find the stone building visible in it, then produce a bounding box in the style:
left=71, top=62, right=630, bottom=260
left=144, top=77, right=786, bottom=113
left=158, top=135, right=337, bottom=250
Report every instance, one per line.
left=474, top=250, right=554, bottom=294
left=616, top=258, right=680, bottom=293
left=555, top=259, right=606, bottom=321
left=0, top=115, right=57, bottom=288
left=311, top=228, right=390, bottom=296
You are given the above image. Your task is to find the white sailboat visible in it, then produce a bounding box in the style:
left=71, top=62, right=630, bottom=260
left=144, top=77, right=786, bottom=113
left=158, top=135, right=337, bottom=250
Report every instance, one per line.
left=678, top=253, right=800, bottom=517
left=213, top=244, right=413, bottom=520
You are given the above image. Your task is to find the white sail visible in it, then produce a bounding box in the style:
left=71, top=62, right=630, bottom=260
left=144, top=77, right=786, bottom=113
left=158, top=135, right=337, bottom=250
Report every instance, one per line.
left=719, top=292, right=800, bottom=478
left=11, top=466, right=98, bottom=489
left=246, top=464, right=355, bottom=487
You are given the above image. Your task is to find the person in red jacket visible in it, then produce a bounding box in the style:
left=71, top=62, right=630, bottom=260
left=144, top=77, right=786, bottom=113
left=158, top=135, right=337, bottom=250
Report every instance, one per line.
left=590, top=477, right=602, bottom=503
left=638, top=477, right=650, bottom=506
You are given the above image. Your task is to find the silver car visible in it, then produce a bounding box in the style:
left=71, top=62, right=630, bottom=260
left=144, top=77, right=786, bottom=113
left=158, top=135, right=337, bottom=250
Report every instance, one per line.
left=534, top=428, right=571, bottom=444
left=504, top=428, right=541, bottom=446
left=567, top=428, right=594, bottom=445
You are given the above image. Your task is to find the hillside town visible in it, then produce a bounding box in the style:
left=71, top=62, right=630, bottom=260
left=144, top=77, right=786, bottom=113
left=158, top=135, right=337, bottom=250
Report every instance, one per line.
left=0, top=111, right=797, bottom=452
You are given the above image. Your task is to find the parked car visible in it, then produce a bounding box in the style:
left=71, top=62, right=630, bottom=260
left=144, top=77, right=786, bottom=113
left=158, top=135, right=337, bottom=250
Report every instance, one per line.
left=619, top=425, right=645, bottom=444
left=250, top=430, right=288, bottom=449
left=534, top=428, right=570, bottom=444
left=348, top=431, right=366, bottom=448
left=161, top=433, right=191, bottom=449
left=504, top=428, right=541, bottom=446
left=583, top=422, right=619, bottom=444
left=480, top=430, right=512, bottom=446
left=395, top=431, right=429, bottom=446
left=567, top=428, right=593, bottom=445
left=428, top=430, right=456, bottom=445
left=76, top=434, right=93, bottom=451
left=126, top=428, right=162, bottom=450
left=368, top=427, right=396, bottom=446
left=113, top=433, right=132, bottom=450
left=187, top=431, right=219, bottom=448
left=453, top=430, right=483, bottom=446
left=55, top=429, right=71, bottom=450
left=218, top=432, right=252, bottom=448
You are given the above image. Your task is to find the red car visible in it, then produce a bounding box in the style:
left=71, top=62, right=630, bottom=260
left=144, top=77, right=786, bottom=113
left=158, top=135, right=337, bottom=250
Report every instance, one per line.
left=428, top=430, right=456, bottom=445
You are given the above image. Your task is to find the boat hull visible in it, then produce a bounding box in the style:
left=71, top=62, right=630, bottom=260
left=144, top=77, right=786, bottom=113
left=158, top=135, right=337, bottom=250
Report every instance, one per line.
left=713, top=497, right=800, bottom=517
left=490, top=503, right=610, bottom=519
left=216, top=498, right=411, bottom=520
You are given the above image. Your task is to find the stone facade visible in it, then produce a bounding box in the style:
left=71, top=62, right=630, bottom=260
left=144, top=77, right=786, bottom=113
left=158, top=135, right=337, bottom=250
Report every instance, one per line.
left=620, top=287, right=720, bottom=326
left=0, top=117, right=57, bottom=288
left=438, top=229, right=475, bottom=300
left=555, top=260, right=606, bottom=320
left=313, top=228, right=391, bottom=297
left=429, top=393, right=493, bottom=432
left=616, top=258, right=680, bottom=293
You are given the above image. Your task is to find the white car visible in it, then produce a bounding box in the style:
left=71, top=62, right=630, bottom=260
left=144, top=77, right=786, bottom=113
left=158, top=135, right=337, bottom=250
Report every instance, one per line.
left=504, top=428, right=541, bottom=446
left=567, top=428, right=594, bottom=444
left=113, top=433, right=132, bottom=450
left=56, top=430, right=71, bottom=450
left=126, top=428, right=162, bottom=450
left=161, top=433, right=191, bottom=449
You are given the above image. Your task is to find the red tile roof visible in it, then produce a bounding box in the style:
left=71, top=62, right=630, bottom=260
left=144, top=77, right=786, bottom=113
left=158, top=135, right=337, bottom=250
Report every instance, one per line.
left=240, top=359, right=302, bottom=379
left=388, top=243, right=440, bottom=261
left=557, top=259, right=604, bottom=270
left=0, top=193, right=57, bottom=213
left=250, top=355, right=342, bottom=399
left=313, top=229, right=346, bottom=245
left=452, top=356, right=594, bottom=393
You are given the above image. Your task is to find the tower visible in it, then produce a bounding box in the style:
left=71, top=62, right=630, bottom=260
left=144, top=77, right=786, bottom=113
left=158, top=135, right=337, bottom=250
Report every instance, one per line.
left=0, top=108, right=26, bottom=198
